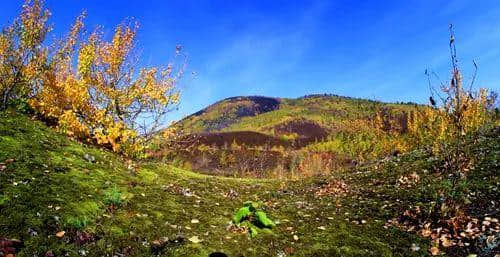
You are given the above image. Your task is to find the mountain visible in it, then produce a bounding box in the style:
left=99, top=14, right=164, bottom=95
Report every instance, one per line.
left=176, top=94, right=417, bottom=134
left=177, top=96, right=281, bottom=133
left=163, top=94, right=420, bottom=175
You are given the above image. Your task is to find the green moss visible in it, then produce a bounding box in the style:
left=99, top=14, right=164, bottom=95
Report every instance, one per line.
left=1, top=111, right=497, bottom=256
left=137, top=169, right=159, bottom=184
left=71, top=201, right=101, bottom=217
left=111, top=226, right=125, bottom=236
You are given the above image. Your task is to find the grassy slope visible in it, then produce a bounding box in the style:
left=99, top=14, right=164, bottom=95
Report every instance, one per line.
left=1, top=111, right=498, bottom=256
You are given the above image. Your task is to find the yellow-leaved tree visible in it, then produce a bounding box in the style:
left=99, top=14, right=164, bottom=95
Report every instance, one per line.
left=0, top=0, right=51, bottom=110
left=1, top=0, right=184, bottom=156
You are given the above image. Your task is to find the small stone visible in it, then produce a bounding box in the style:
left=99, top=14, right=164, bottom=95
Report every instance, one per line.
left=293, top=235, right=299, bottom=241
left=191, top=219, right=199, bottom=224
left=317, top=226, right=326, bottom=230
left=83, top=154, right=95, bottom=163
left=27, top=228, right=38, bottom=236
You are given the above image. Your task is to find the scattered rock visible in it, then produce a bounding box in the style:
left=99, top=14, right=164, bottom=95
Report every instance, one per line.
left=410, top=243, right=420, bottom=251
left=27, top=228, right=38, bottom=236
left=83, top=153, right=95, bottom=163
left=44, top=250, right=55, bottom=257
left=191, top=219, right=199, bottom=224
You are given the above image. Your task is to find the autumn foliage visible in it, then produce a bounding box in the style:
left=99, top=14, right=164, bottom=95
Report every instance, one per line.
left=405, top=27, right=496, bottom=155
left=0, top=0, right=182, bottom=155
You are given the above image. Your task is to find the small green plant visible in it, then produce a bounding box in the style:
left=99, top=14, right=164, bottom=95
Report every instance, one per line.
left=233, top=201, right=276, bottom=237
left=66, top=216, right=89, bottom=230
left=104, top=186, right=123, bottom=206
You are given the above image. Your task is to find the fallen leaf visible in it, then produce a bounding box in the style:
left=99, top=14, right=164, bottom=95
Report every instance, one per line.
left=188, top=236, right=202, bottom=243
left=293, top=235, right=299, bottom=241
left=191, top=219, right=199, bottom=224
left=430, top=246, right=440, bottom=256
left=55, top=231, right=65, bottom=238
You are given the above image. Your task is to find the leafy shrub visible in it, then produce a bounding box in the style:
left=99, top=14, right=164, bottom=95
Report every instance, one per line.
left=104, top=186, right=123, bottom=206
left=233, top=201, right=276, bottom=237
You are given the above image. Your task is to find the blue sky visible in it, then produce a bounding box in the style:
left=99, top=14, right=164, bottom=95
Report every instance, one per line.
left=1, top=0, right=500, bottom=122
